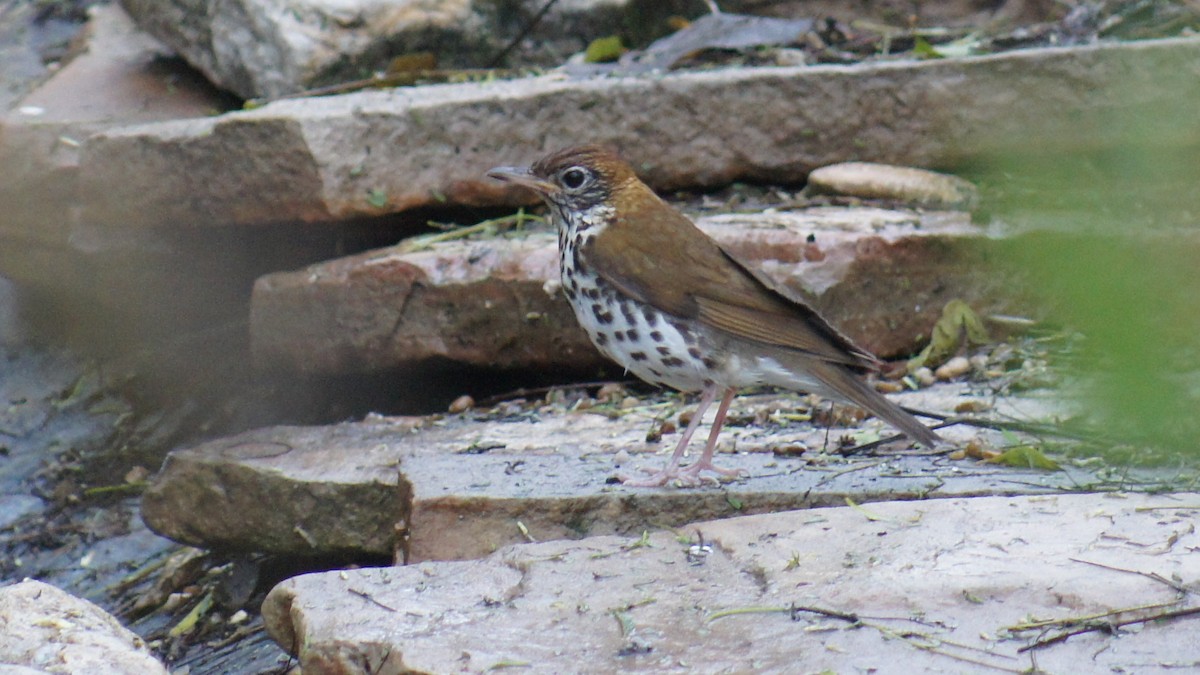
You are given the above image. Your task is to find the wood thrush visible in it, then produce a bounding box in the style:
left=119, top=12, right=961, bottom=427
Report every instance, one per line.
left=488, top=145, right=941, bottom=486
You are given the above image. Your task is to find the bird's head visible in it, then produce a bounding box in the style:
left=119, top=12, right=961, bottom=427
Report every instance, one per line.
left=487, top=145, right=641, bottom=219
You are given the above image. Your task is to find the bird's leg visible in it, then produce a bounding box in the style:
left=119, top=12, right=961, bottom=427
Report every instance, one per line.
left=620, top=386, right=719, bottom=487
left=677, top=387, right=747, bottom=482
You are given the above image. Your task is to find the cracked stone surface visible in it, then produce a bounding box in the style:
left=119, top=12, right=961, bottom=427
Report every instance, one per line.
left=250, top=207, right=1032, bottom=375
left=261, top=491, right=1200, bottom=674
left=141, top=381, right=1089, bottom=562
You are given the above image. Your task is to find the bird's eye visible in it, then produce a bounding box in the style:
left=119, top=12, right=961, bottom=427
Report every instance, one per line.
left=560, top=167, right=589, bottom=190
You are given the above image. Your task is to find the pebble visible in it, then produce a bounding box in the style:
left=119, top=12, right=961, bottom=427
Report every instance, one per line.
left=806, top=162, right=979, bottom=210
left=596, top=382, right=625, bottom=402
left=874, top=380, right=904, bottom=393
left=914, top=367, right=937, bottom=387
left=448, top=395, right=474, bottom=413
left=954, top=400, right=991, bottom=413
left=935, top=356, right=971, bottom=380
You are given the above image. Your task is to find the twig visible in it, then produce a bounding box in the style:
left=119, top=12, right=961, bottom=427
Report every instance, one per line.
left=839, top=430, right=938, bottom=455
left=1068, top=557, right=1191, bottom=594
left=1018, top=604, right=1200, bottom=652
left=397, top=210, right=542, bottom=253
left=810, top=459, right=887, bottom=487
left=348, top=587, right=398, bottom=612
left=841, top=409, right=1104, bottom=455
left=789, top=603, right=860, bottom=623
left=710, top=603, right=1020, bottom=671
left=489, top=0, right=562, bottom=67
left=83, top=482, right=149, bottom=498
left=901, top=407, right=1106, bottom=443
left=707, top=605, right=790, bottom=621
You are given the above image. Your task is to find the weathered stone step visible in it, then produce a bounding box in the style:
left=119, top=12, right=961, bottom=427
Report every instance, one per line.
left=76, top=36, right=1200, bottom=229
left=250, top=207, right=1026, bottom=375
left=261, top=491, right=1200, bottom=674
left=141, top=382, right=1085, bottom=562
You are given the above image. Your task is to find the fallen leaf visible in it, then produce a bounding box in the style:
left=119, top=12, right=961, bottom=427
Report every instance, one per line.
left=909, top=299, right=991, bottom=372
left=913, top=36, right=944, bottom=59
left=985, top=446, right=1061, bottom=471
left=585, top=36, right=626, bottom=63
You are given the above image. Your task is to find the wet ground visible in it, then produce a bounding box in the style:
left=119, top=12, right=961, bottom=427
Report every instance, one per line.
left=0, top=338, right=296, bottom=672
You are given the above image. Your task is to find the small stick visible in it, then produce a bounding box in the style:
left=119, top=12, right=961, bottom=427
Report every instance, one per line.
left=488, top=0, right=562, bottom=67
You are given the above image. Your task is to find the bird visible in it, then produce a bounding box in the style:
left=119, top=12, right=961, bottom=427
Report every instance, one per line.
left=487, top=144, right=941, bottom=486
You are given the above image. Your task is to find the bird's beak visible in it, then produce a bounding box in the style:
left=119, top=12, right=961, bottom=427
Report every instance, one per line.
left=486, top=165, right=559, bottom=196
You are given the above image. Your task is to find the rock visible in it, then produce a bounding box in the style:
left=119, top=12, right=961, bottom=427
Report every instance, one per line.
left=0, top=4, right=227, bottom=190
left=262, top=492, right=1200, bottom=673
left=4, top=37, right=1198, bottom=330
left=142, top=422, right=414, bottom=558
left=74, top=37, right=1200, bottom=229
left=0, top=580, right=168, bottom=674
left=806, top=162, right=979, bottom=209
left=447, top=394, right=475, bottom=414
left=250, top=207, right=1027, bottom=374
left=935, top=355, right=972, bottom=380
left=0, top=3, right=230, bottom=268
left=117, top=0, right=705, bottom=100
left=142, top=381, right=1087, bottom=561
left=114, top=1, right=1069, bottom=101
left=249, top=231, right=592, bottom=375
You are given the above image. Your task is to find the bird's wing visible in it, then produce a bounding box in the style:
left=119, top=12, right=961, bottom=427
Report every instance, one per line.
left=584, top=193, right=874, bottom=370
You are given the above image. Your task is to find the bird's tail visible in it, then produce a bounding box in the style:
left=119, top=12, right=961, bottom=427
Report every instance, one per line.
left=791, top=360, right=943, bottom=448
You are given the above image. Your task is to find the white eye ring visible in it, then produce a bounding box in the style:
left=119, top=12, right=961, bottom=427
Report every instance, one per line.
left=560, top=167, right=589, bottom=190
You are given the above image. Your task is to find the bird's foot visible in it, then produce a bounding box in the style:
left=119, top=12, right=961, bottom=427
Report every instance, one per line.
left=620, top=460, right=747, bottom=488
left=678, top=459, right=747, bottom=484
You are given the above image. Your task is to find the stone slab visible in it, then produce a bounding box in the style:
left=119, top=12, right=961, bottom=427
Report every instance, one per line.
left=262, top=491, right=1200, bottom=674
left=0, top=580, right=168, bottom=674
left=142, top=382, right=1087, bottom=562
left=141, top=421, right=414, bottom=557
left=0, top=3, right=229, bottom=252
left=250, top=207, right=1029, bottom=374
left=77, top=37, right=1200, bottom=228
left=117, top=0, right=1057, bottom=100
left=118, top=0, right=703, bottom=100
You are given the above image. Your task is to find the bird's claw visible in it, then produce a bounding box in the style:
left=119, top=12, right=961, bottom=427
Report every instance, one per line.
left=619, top=461, right=747, bottom=488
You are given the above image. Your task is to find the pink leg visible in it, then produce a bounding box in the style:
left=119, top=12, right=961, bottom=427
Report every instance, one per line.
left=620, top=386, right=718, bottom=487
left=621, top=387, right=746, bottom=487
left=677, top=388, right=745, bottom=483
